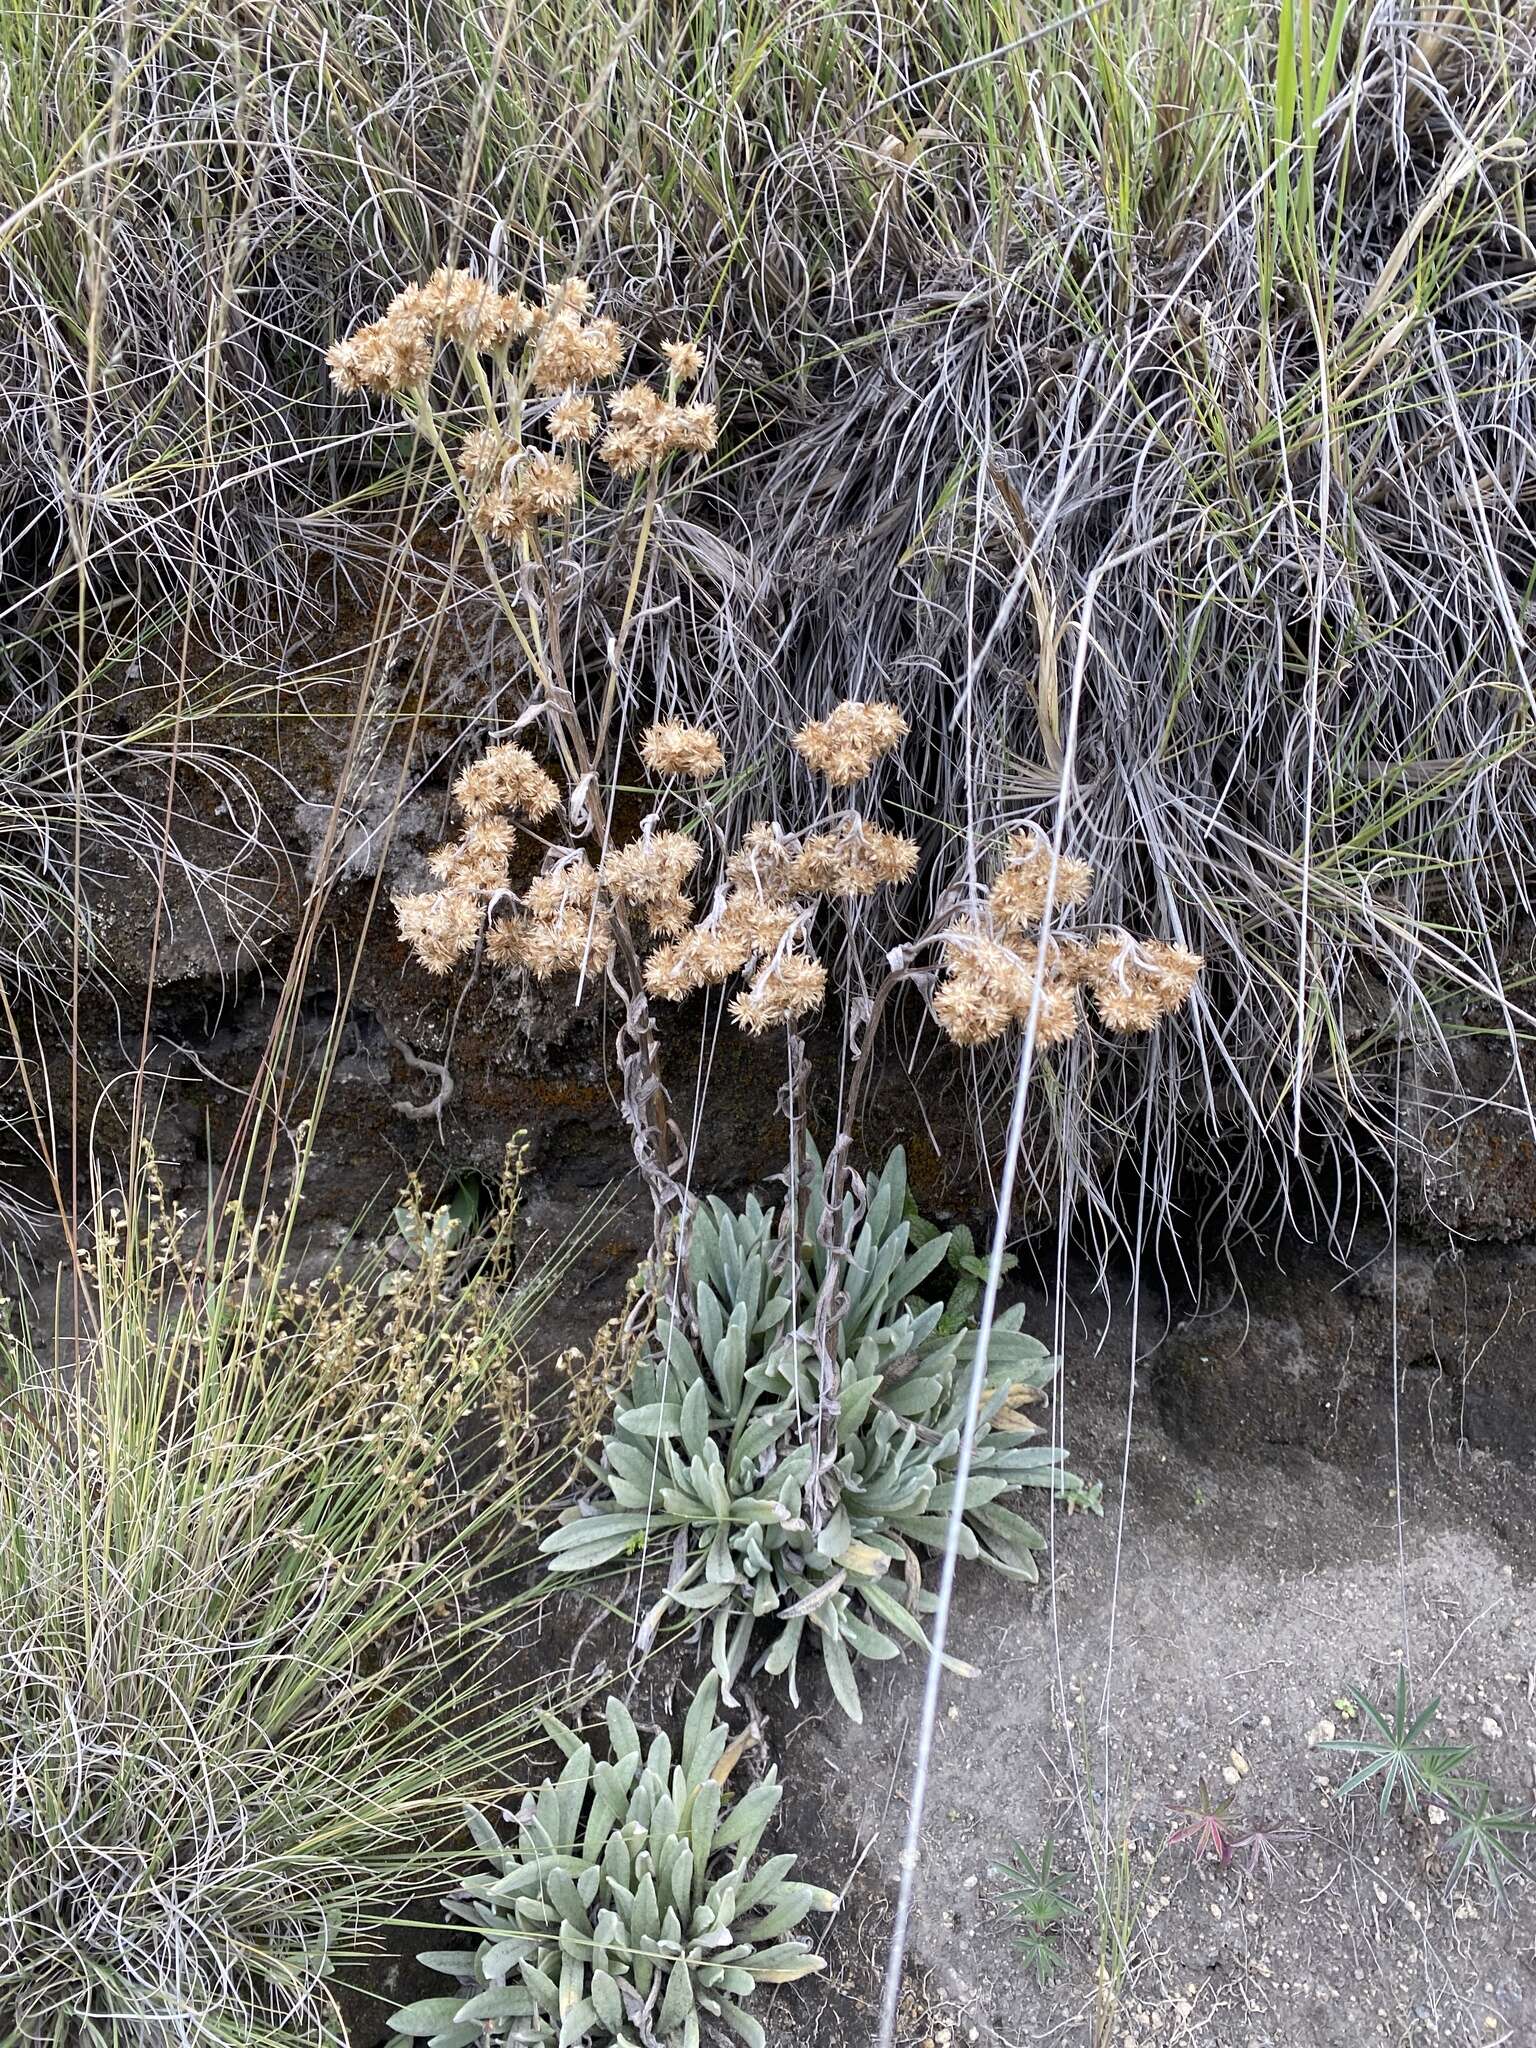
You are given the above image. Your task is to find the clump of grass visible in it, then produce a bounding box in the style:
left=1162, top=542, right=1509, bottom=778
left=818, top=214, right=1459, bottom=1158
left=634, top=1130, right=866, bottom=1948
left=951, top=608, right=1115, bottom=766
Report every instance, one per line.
left=0, top=1153, right=578, bottom=2048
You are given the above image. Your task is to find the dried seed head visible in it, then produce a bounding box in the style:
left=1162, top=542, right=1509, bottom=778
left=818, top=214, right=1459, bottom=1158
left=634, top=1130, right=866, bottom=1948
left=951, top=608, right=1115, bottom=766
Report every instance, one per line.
left=452, top=743, right=561, bottom=823
left=427, top=817, right=519, bottom=892
left=394, top=888, right=482, bottom=974
left=610, top=383, right=663, bottom=426
left=529, top=309, right=624, bottom=393
left=470, top=450, right=581, bottom=539
left=519, top=451, right=581, bottom=517
left=598, top=384, right=717, bottom=471
left=544, top=277, right=594, bottom=316
left=594, top=423, right=652, bottom=476
left=643, top=940, right=697, bottom=1001
left=397, top=269, right=534, bottom=349
left=642, top=929, right=742, bottom=1001
left=523, top=857, right=598, bottom=921
left=517, top=907, right=613, bottom=981
left=548, top=395, right=599, bottom=445
left=326, top=318, right=433, bottom=397
left=458, top=427, right=512, bottom=488
left=724, top=822, right=800, bottom=899
left=1034, top=980, right=1082, bottom=1046
left=719, top=891, right=802, bottom=956
left=792, top=818, right=918, bottom=897
left=641, top=890, right=695, bottom=939
left=469, top=484, right=533, bottom=544
left=601, top=831, right=701, bottom=907
left=640, top=722, right=725, bottom=779
left=1142, top=940, right=1204, bottom=1011
left=932, top=975, right=1014, bottom=1047
left=486, top=917, right=532, bottom=969
left=729, top=953, right=827, bottom=1033
left=668, top=400, right=718, bottom=453
left=1083, top=930, right=1199, bottom=1032
left=988, top=827, right=1094, bottom=930
left=580, top=317, right=623, bottom=378
left=662, top=339, right=706, bottom=384
left=792, top=700, right=909, bottom=787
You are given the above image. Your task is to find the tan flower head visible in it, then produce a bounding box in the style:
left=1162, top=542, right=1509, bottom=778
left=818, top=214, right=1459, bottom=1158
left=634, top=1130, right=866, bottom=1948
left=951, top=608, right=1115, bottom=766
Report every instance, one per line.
left=792, top=700, right=910, bottom=787
left=470, top=485, right=533, bottom=545
left=595, top=424, right=652, bottom=477
left=1143, top=940, right=1204, bottom=1011
left=668, top=401, right=718, bottom=454
left=580, top=317, right=623, bottom=379
left=529, top=307, right=624, bottom=393
left=792, top=818, right=918, bottom=897
left=601, top=831, right=701, bottom=908
left=641, top=891, right=695, bottom=939
left=597, top=384, right=716, bottom=471
left=395, top=888, right=482, bottom=974
left=640, top=722, right=725, bottom=779
left=719, top=891, right=802, bottom=956
left=517, top=907, right=614, bottom=981
left=723, top=821, right=800, bottom=900
left=453, top=743, right=561, bottom=823
left=1083, top=930, right=1200, bottom=1032
left=486, top=916, right=532, bottom=969
left=458, top=427, right=512, bottom=488
left=427, top=817, right=518, bottom=892
left=988, top=826, right=1094, bottom=931
left=544, top=277, right=594, bottom=316
left=397, top=269, right=534, bottom=350
left=549, top=395, right=599, bottom=445
left=523, top=857, right=598, bottom=921
left=729, top=953, right=827, bottom=1033
left=326, top=318, right=433, bottom=397
left=643, top=939, right=701, bottom=1002
left=643, top=929, right=744, bottom=1001
left=519, top=451, right=581, bottom=517
left=662, top=339, right=706, bottom=384
left=932, top=974, right=1013, bottom=1047
left=611, top=383, right=664, bottom=426
left=1033, top=980, right=1082, bottom=1046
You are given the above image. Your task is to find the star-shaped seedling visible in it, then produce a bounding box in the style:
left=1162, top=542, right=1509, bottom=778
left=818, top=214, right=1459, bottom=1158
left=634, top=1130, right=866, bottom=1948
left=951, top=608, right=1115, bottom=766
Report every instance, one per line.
left=1168, top=1781, right=1236, bottom=1866
left=1231, top=1816, right=1306, bottom=1884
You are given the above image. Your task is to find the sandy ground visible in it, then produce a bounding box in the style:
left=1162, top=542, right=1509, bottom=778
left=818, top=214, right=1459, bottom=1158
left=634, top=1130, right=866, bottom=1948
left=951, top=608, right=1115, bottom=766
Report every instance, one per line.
left=771, top=1375, right=1536, bottom=2048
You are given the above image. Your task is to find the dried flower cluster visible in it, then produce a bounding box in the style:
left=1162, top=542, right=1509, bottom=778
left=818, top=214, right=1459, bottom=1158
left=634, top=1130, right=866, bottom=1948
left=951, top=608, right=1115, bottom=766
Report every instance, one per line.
left=328, top=266, right=718, bottom=542
left=987, top=826, right=1094, bottom=929
left=394, top=702, right=921, bottom=1043
left=640, top=800, right=920, bottom=1025
left=452, top=742, right=560, bottom=823
left=393, top=745, right=564, bottom=976
left=793, top=700, right=909, bottom=787
left=394, top=886, right=485, bottom=977
left=489, top=857, right=614, bottom=981
left=596, top=381, right=718, bottom=476
left=933, top=829, right=1201, bottom=1048
left=600, top=829, right=700, bottom=939
left=325, top=269, right=536, bottom=395
left=640, top=721, right=724, bottom=779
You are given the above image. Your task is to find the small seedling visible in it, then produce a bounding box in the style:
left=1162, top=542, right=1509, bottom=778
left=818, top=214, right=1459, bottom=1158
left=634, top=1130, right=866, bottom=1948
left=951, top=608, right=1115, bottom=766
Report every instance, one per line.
left=1168, top=1781, right=1235, bottom=1866
left=1441, top=1789, right=1532, bottom=1906
left=993, top=1838, right=1075, bottom=1984
left=1231, top=1816, right=1306, bottom=1884
left=1321, top=1670, right=1471, bottom=1816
